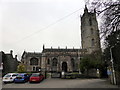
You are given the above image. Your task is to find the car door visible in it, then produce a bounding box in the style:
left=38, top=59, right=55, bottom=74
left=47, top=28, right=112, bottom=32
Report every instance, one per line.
left=40, top=74, right=43, bottom=80
left=12, top=74, right=18, bottom=80
left=25, top=74, right=29, bottom=81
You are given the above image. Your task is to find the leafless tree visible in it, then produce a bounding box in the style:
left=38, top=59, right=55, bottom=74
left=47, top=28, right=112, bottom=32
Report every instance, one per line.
left=87, top=0, right=120, bottom=40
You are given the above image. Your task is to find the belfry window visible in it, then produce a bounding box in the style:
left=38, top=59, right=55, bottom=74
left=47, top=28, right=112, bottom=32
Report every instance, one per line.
left=30, top=57, right=38, bottom=65
left=91, top=28, right=93, bottom=34
left=52, top=58, right=57, bottom=66
left=89, top=18, right=92, bottom=26
left=91, top=39, right=95, bottom=46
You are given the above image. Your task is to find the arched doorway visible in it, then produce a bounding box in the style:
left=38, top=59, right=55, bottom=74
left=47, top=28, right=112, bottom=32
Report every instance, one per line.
left=62, top=62, right=67, bottom=72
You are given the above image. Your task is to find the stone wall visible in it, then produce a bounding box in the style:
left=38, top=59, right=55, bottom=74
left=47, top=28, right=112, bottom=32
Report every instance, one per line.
left=2, top=51, right=18, bottom=75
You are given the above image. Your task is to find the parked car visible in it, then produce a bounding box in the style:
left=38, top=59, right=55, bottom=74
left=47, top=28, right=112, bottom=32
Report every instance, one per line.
left=2, top=73, right=18, bottom=83
left=14, top=73, right=30, bottom=83
left=29, top=73, right=44, bottom=83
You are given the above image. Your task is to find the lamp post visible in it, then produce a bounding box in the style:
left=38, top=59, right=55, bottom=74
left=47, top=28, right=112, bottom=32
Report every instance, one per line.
left=110, top=46, right=116, bottom=85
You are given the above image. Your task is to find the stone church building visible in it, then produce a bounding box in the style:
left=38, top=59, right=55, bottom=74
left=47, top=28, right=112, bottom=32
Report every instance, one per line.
left=21, top=46, right=86, bottom=73
left=21, top=6, right=101, bottom=77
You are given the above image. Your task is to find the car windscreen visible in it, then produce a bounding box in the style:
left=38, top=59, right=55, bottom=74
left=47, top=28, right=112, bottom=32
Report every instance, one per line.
left=12, top=74, right=17, bottom=77
left=17, top=74, right=24, bottom=77
left=31, top=74, right=40, bottom=77
left=4, top=75, right=11, bottom=77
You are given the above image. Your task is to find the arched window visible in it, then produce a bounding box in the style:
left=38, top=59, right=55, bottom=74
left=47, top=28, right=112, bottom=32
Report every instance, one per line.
left=91, top=39, right=95, bottom=46
left=89, top=18, right=92, bottom=26
left=71, top=58, right=75, bottom=68
left=30, top=57, right=38, bottom=65
left=52, top=58, right=57, bottom=66
left=47, top=59, right=50, bottom=64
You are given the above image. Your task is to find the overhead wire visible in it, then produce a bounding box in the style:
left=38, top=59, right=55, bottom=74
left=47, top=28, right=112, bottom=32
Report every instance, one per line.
left=13, top=8, right=83, bottom=45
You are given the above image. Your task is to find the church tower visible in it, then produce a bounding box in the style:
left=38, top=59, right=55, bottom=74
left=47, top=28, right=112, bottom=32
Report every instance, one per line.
left=81, top=6, right=101, bottom=54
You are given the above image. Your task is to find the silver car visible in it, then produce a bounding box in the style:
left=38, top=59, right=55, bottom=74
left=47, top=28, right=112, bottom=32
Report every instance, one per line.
left=3, top=73, right=18, bottom=83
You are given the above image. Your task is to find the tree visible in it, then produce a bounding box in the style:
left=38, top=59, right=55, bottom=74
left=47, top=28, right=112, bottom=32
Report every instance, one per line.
left=80, top=52, right=102, bottom=76
left=80, top=49, right=109, bottom=78
left=80, top=56, right=95, bottom=73
left=86, top=0, right=120, bottom=39
left=88, top=0, right=120, bottom=84
left=105, top=30, right=120, bottom=71
left=17, top=63, right=26, bottom=73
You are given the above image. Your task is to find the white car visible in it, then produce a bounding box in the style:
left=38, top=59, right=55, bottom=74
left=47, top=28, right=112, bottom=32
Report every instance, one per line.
left=3, top=73, right=18, bottom=83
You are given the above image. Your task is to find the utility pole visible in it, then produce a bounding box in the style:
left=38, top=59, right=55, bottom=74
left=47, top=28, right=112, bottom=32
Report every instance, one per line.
left=110, top=46, right=116, bottom=85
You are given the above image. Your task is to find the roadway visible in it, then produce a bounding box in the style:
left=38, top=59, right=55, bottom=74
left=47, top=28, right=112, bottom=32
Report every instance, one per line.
left=2, top=78, right=119, bottom=88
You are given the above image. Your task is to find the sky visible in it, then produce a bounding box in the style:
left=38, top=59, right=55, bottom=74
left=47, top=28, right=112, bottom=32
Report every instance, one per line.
left=0, top=0, right=88, bottom=60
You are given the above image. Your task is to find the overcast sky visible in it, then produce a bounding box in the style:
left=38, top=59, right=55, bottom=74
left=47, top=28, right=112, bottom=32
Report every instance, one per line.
left=0, top=0, right=87, bottom=60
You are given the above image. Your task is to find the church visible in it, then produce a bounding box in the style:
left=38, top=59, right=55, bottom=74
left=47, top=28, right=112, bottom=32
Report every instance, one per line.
left=21, top=6, right=101, bottom=77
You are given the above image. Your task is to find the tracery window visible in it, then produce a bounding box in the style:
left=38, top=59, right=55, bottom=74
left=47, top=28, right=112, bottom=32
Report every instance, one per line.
left=30, top=57, right=38, bottom=65
left=52, top=58, right=57, bottom=66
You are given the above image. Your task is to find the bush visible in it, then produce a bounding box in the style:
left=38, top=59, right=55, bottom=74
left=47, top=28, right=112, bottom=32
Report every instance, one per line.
left=17, top=64, right=26, bottom=73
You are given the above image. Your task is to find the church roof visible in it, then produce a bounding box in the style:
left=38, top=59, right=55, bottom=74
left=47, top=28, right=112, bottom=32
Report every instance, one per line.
left=22, top=51, right=42, bottom=58
left=43, top=48, right=85, bottom=52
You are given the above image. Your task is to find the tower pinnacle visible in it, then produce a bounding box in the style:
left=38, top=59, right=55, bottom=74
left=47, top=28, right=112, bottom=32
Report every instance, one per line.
left=84, top=5, right=88, bottom=13
left=43, top=44, right=45, bottom=50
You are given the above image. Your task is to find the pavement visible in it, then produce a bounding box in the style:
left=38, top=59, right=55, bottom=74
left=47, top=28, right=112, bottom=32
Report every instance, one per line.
left=0, top=78, right=2, bottom=90
left=2, top=78, right=119, bottom=88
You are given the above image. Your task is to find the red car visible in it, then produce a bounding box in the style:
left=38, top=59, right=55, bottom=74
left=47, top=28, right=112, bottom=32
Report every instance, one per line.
left=29, top=73, right=44, bottom=83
